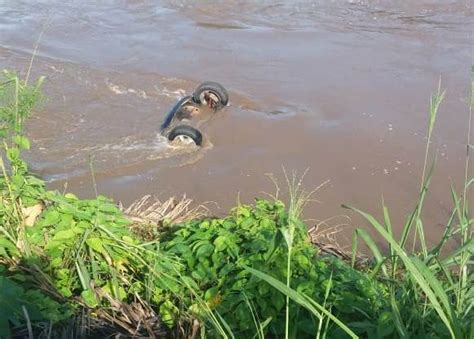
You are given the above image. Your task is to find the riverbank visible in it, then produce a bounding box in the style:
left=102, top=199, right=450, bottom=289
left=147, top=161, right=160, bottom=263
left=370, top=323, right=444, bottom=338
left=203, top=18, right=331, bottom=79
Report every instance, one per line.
left=0, top=71, right=472, bottom=338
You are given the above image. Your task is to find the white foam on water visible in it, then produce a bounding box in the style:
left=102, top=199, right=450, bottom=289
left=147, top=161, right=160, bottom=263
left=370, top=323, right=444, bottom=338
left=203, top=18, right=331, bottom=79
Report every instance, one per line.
left=154, top=86, right=187, bottom=99
left=105, top=79, right=148, bottom=99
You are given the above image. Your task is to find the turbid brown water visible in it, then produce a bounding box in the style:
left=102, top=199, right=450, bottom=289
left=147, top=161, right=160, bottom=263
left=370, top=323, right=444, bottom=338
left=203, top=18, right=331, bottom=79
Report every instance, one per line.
left=1, top=0, right=472, bottom=247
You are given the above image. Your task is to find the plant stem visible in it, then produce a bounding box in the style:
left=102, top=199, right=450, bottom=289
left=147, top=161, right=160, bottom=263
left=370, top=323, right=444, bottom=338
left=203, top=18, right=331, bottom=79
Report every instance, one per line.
left=285, top=246, right=292, bottom=339
left=457, top=83, right=473, bottom=314
left=462, top=105, right=471, bottom=224
left=412, top=83, right=444, bottom=255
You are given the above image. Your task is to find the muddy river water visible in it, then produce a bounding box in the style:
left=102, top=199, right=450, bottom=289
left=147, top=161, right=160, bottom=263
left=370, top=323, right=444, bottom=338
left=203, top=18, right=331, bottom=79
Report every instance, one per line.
left=1, top=0, right=472, bottom=246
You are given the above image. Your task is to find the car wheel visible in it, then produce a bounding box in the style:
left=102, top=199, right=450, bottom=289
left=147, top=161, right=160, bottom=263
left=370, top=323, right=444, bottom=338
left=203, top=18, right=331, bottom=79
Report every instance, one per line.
left=168, top=125, right=203, bottom=146
left=193, top=81, right=229, bottom=110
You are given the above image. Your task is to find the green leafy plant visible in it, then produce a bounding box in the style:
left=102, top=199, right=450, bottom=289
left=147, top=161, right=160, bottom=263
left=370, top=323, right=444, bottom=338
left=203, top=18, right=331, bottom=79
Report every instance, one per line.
left=0, top=270, right=72, bottom=338
left=161, top=199, right=385, bottom=338
left=0, top=70, right=44, bottom=176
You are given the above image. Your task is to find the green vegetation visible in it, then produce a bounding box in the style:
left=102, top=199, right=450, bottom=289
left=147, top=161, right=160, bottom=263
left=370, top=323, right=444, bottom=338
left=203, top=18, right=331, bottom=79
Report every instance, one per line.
left=160, top=198, right=379, bottom=338
left=0, top=70, right=472, bottom=338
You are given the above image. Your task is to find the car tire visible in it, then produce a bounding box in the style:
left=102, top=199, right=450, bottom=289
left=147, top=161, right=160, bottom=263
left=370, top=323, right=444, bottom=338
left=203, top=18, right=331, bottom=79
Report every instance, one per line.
left=168, top=125, right=203, bottom=146
left=193, top=81, right=229, bottom=110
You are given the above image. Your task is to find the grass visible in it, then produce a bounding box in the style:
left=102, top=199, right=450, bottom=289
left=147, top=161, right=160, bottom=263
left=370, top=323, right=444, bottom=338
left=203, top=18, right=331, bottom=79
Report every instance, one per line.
left=122, top=194, right=210, bottom=240
left=344, top=80, right=473, bottom=338
left=0, top=69, right=472, bottom=338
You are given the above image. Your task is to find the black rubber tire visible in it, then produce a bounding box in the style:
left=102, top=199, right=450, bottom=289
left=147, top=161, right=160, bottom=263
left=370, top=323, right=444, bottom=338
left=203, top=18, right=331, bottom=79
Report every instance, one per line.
left=193, top=81, right=229, bottom=109
left=168, top=125, right=203, bottom=146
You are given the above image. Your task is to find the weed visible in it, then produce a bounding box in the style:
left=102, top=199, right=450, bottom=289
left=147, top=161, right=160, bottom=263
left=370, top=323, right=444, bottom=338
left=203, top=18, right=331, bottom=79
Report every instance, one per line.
left=160, top=199, right=385, bottom=338
left=346, top=83, right=473, bottom=338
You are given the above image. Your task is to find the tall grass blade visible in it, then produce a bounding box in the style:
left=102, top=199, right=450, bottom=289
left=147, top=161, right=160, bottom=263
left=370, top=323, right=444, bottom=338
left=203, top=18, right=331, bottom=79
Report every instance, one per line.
left=389, top=294, right=408, bottom=339
left=244, top=266, right=358, bottom=339
left=316, top=273, right=333, bottom=339
left=251, top=317, right=272, bottom=339
left=243, top=293, right=264, bottom=339
left=345, top=205, right=460, bottom=338
left=382, top=202, right=394, bottom=256
left=415, top=218, right=428, bottom=256
left=352, top=228, right=388, bottom=277
left=214, top=312, right=234, bottom=339
left=429, top=208, right=456, bottom=258
left=440, top=240, right=474, bottom=268
left=400, top=158, right=436, bottom=249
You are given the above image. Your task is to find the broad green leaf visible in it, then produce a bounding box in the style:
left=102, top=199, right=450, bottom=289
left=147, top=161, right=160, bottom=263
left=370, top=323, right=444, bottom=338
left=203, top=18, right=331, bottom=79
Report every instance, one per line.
left=214, top=236, right=227, bottom=251
left=6, top=148, right=20, bottom=162
left=53, top=229, right=76, bottom=241
left=86, top=237, right=104, bottom=253
left=196, top=243, right=215, bottom=257
left=81, top=289, right=98, bottom=308
left=13, top=135, right=30, bottom=150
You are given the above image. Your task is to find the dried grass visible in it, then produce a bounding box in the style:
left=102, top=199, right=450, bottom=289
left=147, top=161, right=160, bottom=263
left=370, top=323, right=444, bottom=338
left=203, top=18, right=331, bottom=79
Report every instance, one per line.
left=94, top=288, right=164, bottom=338
left=121, top=195, right=210, bottom=239
left=308, top=217, right=367, bottom=265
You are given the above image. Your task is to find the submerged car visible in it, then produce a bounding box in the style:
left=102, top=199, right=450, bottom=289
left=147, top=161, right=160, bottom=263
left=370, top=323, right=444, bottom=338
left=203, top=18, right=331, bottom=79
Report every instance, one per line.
left=160, top=81, right=229, bottom=146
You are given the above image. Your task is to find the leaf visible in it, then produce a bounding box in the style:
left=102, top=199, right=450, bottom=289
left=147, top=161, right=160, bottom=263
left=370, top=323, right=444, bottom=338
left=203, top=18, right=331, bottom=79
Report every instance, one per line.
left=160, top=300, right=178, bottom=328
left=98, top=203, right=119, bottom=214
left=64, top=193, right=78, bottom=200
left=6, top=148, right=20, bottom=162
left=52, top=229, right=76, bottom=241
left=390, top=294, right=408, bottom=339
left=280, top=227, right=292, bottom=248
left=344, top=204, right=460, bottom=339
left=76, top=257, right=91, bottom=291
left=214, top=236, right=227, bottom=251
left=205, top=286, right=219, bottom=301
left=467, top=178, right=473, bottom=187
left=241, top=217, right=257, bottom=229
left=191, top=270, right=206, bottom=281
left=40, top=210, right=61, bottom=226
left=214, top=311, right=236, bottom=339
left=86, top=238, right=104, bottom=254
left=223, top=220, right=236, bottom=229
left=244, top=266, right=359, bottom=339
left=11, top=174, right=25, bottom=187
left=239, top=207, right=251, bottom=218
left=0, top=237, right=19, bottom=257
left=353, top=228, right=388, bottom=278
left=200, top=220, right=211, bottom=228
left=180, top=276, right=199, bottom=291
left=377, top=311, right=395, bottom=338
left=81, top=289, right=98, bottom=308
left=196, top=243, right=215, bottom=257
left=121, top=235, right=134, bottom=244
left=294, top=254, right=310, bottom=270
left=0, top=316, right=11, bottom=338
left=13, top=135, right=30, bottom=150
